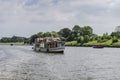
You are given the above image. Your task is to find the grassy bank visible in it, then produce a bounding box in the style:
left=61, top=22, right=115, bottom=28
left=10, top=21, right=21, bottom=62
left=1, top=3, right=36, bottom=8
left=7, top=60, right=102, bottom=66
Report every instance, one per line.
left=65, top=39, right=120, bottom=47
left=0, top=42, right=24, bottom=45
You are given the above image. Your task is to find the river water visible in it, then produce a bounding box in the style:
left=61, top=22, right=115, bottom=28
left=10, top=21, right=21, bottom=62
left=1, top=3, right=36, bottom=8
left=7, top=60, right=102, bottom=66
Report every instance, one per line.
left=0, top=45, right=120, bottom=80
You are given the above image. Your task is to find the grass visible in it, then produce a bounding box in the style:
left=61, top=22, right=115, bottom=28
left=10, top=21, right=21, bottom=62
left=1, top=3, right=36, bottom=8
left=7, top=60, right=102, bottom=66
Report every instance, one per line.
left=65, top=41, right=79, bottom=46
left=111, top=40, right=120, bottom=47
left=0, top=42, right=24, bottom=45
left=65, top=39, right=120, bottom=47
left=99, top=40, right=112, bottom=46
left=84, top=41, right=97, bottom=46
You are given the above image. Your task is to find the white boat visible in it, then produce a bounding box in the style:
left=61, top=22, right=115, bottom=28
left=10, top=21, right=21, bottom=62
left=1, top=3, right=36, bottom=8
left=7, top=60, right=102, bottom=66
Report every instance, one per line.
left=32, top=37, right=65, bottom=53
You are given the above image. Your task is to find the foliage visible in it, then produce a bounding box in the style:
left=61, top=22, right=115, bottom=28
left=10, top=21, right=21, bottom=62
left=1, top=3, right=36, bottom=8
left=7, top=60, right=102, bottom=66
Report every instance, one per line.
left=29, top=31, right=59, bottom=44
left=28, top=25, right=94, bottom=44
left=0, top=37, right=11, bottom=42
left=2, top=24, right=120, bottom=47
left=65, top=41, right=78, bottom=46
left=58, top=28, right=71, bottom=39
left=29, top=34, right=38, bottom=44
left=101, top=33, right=111, bottom=40
left=72, top=25, right=81, bottom=37
left=0, top=42, right=24, bottom=45
left=84, top=41, right=97, bottom=46
left=0, top=36, right=28, bottom=43
left=77, top=36, right=84, bottom=43
left=66, top=34, right=74, bottom=41
left=111, top=32, right=120, bottom=38
left=51, top=31, right=59, bottom=37
left=112, top=36, right=118, bottom=43
left=81, top=26, right=93, bottom=36
left=83, top=35, right=89, bottom=43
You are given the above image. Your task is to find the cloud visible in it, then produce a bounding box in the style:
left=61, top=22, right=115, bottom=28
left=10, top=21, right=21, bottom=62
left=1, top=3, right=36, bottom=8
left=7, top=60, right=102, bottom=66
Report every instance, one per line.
left=0, top=0, right=120, bottom=38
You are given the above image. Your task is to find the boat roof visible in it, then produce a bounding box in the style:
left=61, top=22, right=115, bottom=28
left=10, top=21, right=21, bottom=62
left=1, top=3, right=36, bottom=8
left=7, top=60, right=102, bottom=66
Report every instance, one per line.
left=35, top=37, right=61, bottom=42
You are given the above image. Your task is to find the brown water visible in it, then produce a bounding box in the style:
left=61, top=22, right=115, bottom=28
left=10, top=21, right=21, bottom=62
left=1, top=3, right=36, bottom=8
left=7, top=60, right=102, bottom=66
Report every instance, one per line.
left=0, top=45, right=120, bottom=80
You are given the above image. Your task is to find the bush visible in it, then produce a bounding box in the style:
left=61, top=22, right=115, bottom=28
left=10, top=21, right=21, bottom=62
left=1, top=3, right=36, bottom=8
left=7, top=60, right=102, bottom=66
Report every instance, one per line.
left=83, top=35, right=89, bottom=43
left=97, top=39, right=108, bottom=43
left=112, top=37, right=118, bottom=43
left=77, top=36, right=84, bottom=43
left=65, top=41, right=77, bottom=46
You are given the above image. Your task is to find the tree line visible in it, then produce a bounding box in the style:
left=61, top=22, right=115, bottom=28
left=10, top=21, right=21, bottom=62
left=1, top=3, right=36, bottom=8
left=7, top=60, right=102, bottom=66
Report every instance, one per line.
left=29, top=25, right=120, bottom=45
left=0, top=36, right=29, bottom=44
left=29, top=25, right=93, bottom=44
left=1, top=25, right=120, bottom=46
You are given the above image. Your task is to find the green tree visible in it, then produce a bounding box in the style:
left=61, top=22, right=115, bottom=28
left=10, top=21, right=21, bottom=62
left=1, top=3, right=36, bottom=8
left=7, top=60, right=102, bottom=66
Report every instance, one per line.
left=0, top=36, right=27, bottom=43
left=29, top=34, right=38, bottom=44
left=72, top=25, right=81, bottom=37
left=112, top=36, right=118, bottom=43
left=83, top=35, right=90, bottom=43
left=24, top=38, right=30, bottom=44
left=58, top=28, right=71, bottom=40
left=66, top=33, right=74, bottom=41
left=77, top=36, right=84, bottom=45
left=11, top=36, right=24, bottom=42
left=81, top=26, right=93, bottom=36
left=51, top=31, right=59, bottom=37
left=101, top=33, right=111, bottom=40
left=37, top=32, right=43, bottom=37
left=43, top=32, right=52, bottom=37
left=0, top=37, right=11, bottom=42
left=111, top=32, right=120, bottom=38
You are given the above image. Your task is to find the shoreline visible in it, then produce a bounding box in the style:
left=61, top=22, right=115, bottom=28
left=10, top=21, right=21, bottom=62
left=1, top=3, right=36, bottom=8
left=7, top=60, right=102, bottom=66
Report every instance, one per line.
left=65, top=45, right=120, bottom=48
left=1, top=42, right=120, bottom=48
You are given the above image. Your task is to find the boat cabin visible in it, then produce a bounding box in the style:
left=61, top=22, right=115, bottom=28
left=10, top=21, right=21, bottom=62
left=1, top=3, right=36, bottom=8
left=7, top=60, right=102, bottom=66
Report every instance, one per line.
left=33, top=37, right=65, bottom=53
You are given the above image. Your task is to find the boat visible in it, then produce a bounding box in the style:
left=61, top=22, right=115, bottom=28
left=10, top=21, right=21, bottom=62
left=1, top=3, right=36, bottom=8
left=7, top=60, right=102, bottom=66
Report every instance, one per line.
left=10, top=44, right=13, bottom=46
left=93, top=45, right=104, bottom=48
left=32, top=37, right=65, bottom=53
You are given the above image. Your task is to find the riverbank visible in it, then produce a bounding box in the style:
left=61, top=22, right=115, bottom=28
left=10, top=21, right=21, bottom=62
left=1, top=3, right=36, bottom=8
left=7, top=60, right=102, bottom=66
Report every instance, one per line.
left=0, top=42, right=24, bottom=45
left=1, top=41, right=120, bottom=48
left=65, top=40, right=120, bottom=47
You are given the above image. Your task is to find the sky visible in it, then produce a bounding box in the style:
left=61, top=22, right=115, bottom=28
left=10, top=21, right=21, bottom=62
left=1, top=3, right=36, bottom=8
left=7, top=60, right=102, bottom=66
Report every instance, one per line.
left=0, top=0, right=120, bottom=38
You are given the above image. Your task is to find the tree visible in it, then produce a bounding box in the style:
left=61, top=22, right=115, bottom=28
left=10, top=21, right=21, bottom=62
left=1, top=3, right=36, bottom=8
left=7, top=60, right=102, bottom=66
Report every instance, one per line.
left=112, top=36, right=118, bottom=43
left=24, top=38, right=30, bottom=44
left=29, top=34, right=38, bottom=44
left=81, top=26, right=93, bottom=36
left=101, top=33, right=111, bottom=40
left=77, top=36, right=84, bottom=45
left=51, top=31, right=59, bottom=37
left=72, top=25, right=81, bottom=37
left=111, top=32, right=120, bottom=38
left=11, top=36, right=24, bottom=42
left=37, top=32, right=43, bottom=37
left=0, top=36, right=27, bottom=43
left=43, top=32, right=52, bottom=37
left=89, top=34, right=98, bottom=41
left=83, top=35, right=90, bottom=43
left=66, top=33, right=74, bottom=41
left=58, top=28, right=71, bottom=40
left=0, top=37, right=11, bottom=42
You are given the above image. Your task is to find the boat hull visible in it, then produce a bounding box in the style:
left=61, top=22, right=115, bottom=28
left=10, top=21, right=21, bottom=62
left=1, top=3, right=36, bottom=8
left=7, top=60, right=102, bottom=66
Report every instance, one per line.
left=93, top=45, right=104, bottom=48
left=33, top=47, right=65, bottom=53
left=47, top=48, right=64, bottom=53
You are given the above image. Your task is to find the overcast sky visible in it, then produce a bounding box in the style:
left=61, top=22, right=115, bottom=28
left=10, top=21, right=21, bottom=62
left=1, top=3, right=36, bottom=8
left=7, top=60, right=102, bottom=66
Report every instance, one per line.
left=0, top=0, right=120, bottom=38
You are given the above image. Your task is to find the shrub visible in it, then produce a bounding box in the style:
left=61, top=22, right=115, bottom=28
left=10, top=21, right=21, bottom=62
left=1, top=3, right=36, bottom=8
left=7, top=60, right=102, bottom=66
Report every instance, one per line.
left=112, top=37, right=118, bottom=43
